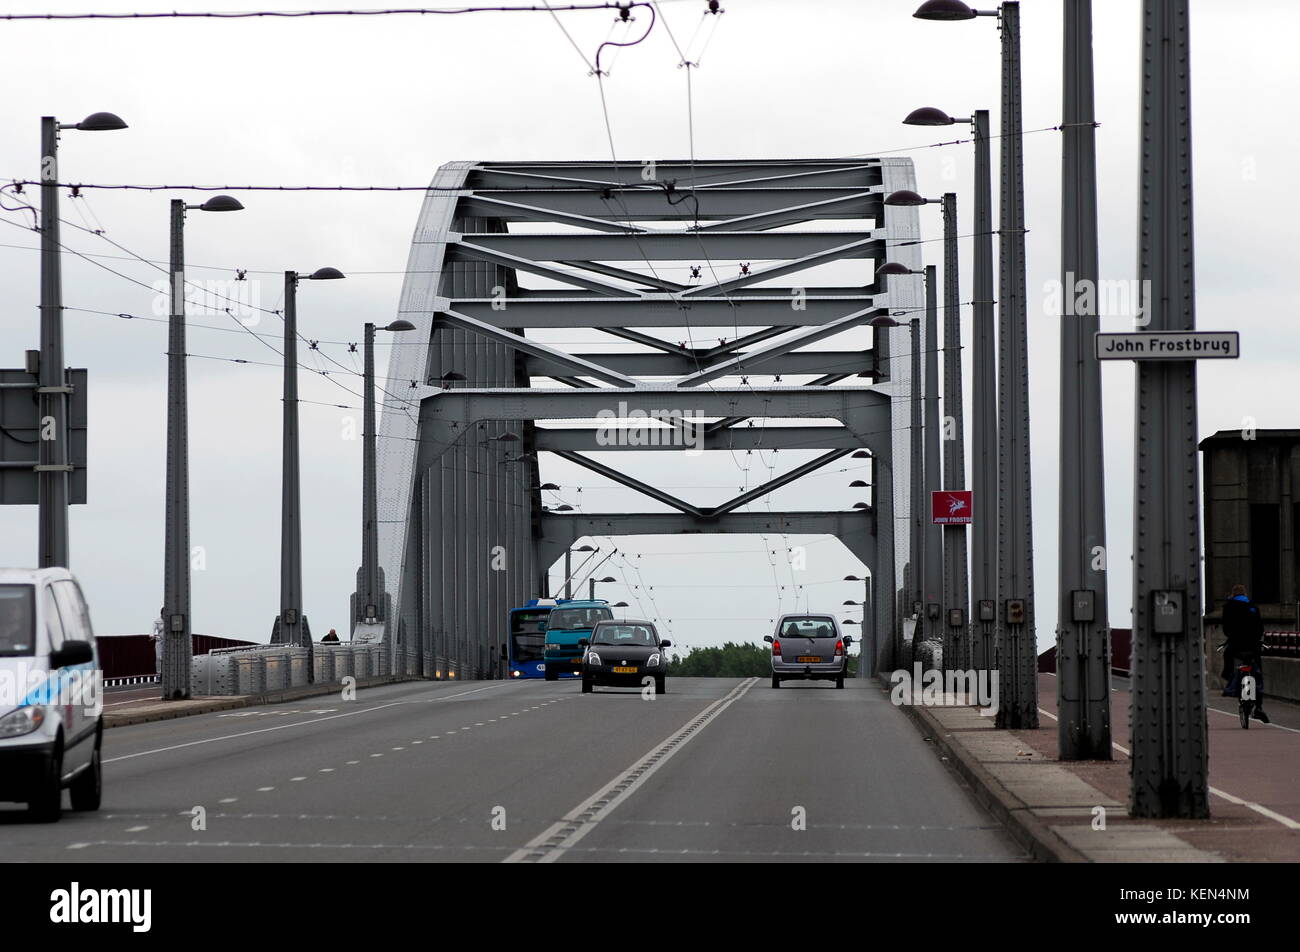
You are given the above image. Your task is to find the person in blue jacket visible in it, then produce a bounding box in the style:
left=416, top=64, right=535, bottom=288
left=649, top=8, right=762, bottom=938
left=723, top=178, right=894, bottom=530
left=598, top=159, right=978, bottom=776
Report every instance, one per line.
left=1221, top=584, right=1268, bottom=723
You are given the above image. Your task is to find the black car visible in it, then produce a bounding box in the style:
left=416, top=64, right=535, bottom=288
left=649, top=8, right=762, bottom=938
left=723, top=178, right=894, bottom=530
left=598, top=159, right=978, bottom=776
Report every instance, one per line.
left=580, top=620, right=671, bottom=694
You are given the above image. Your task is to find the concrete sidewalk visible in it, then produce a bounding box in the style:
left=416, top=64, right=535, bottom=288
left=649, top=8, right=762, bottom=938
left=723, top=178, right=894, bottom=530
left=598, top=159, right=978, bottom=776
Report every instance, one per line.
left=102, top=675, right=417, bottom=728
left=896, top=672, right=1300, bottom=862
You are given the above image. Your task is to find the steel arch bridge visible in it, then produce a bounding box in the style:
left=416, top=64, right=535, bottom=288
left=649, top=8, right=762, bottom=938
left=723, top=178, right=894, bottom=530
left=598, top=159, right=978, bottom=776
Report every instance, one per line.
left=371, top=158, right=925, bottom=679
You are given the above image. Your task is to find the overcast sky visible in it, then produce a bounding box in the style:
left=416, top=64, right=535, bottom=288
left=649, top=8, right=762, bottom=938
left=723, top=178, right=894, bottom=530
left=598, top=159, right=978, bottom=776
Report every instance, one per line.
left=1, top=0, right=1296, bottom=655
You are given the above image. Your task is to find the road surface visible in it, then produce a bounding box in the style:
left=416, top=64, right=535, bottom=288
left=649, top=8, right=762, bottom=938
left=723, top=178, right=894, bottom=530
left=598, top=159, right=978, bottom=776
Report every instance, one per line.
left=0, top=677, right=1024, bottom=863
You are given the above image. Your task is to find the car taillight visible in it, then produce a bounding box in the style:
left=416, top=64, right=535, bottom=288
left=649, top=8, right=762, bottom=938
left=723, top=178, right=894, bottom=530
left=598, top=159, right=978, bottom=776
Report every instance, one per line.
left=772, top=639, right=781, bottom=653
left=835, top=639, right=844, bottom=656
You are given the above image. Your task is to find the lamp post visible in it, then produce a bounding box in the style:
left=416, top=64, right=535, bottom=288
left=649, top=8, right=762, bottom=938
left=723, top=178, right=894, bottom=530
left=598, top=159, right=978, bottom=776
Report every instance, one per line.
left=563, top=543, right=596, bottom=599
left=843, top=574, right=874, bottom=677
left=352, top=319, right=415, bottom=651
left=886, top=189, right=970, bottom=671
left=875, top=267, right=942, bottom=658
left=914, top=0, right=1036, bottom=729
left=273, top=267, right=345, bottom=684
left=903, top=105, right=993, bottom=678
left=38, top=112, right=127, bottom=569
left=161, top=194, right=244, bottom=700
left=589, top=576, right=616, bottom=600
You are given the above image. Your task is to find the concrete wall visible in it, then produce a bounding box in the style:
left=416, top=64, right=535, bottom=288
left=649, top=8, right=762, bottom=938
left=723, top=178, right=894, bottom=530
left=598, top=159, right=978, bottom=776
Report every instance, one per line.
left=1203, top=622, right=1300, bottom=703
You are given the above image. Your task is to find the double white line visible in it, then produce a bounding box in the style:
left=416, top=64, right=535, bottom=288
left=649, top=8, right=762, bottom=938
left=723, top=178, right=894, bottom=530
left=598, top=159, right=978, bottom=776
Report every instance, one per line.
left=504, top=678, right=758, bottom=863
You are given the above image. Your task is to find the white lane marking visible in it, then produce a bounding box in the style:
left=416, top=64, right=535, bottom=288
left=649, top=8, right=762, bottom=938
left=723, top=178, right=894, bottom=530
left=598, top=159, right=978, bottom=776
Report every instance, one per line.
left=319, top=768, right=335, bottom=773
left=391, top=746, right=405, bottom=751
left=369, top=753, right=383, bottom=758
left=1037, top=707, right=1300, bottom=830
left=345, top=760, right=359, bottom=765
left=257, top=787, right=274, bottom=792
left=125, top=825, right=148, bottom=832
left=219, top=797, right=238, bottom=804
left=104, top=683, right=512, bottom=764
left=412, top=740, right=423, bottom=745
left=1047, top=671, right=1299, bottom=733
left=1205, top=705, right=1300, bottom=734
left=290, top=777, right=306, bottom=782
left=505, top=678, right=758, bottom=864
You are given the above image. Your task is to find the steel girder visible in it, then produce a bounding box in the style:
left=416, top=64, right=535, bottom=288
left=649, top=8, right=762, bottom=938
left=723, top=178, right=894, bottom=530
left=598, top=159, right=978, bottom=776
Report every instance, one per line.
left=378, top=159, right=925, bottom=679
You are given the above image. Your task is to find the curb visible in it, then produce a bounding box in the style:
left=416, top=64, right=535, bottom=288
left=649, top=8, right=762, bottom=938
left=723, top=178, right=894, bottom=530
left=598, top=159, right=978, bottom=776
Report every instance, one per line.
left=103, top=675, right=419, bottom=729
left=885, top=679, right=1087, bottom=863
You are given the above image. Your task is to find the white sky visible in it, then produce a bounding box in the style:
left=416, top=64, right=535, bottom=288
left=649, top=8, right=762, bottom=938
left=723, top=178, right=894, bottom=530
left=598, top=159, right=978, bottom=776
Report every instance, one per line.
left=0, top=0, right=1296, bottom=653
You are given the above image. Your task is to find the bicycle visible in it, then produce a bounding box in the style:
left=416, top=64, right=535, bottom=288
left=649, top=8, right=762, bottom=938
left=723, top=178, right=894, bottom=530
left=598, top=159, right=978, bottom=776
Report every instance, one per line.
left=1229, top=652, right=1262, bottom=729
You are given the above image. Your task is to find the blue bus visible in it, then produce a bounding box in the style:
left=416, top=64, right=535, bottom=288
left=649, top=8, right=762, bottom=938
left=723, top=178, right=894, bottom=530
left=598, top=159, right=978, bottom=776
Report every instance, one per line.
left=507, top=598, right=558, bottom=679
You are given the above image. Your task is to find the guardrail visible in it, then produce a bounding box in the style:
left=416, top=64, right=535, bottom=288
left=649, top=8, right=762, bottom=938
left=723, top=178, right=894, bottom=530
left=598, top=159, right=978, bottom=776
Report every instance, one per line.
left=1265, top=631, right=1300, bottom=658
left=191, top=642, right=394, bottom=696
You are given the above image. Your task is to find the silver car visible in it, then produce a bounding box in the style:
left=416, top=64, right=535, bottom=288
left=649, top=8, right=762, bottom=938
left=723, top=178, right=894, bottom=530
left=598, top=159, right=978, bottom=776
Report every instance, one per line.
left=765, top=613, right=852, bottom=689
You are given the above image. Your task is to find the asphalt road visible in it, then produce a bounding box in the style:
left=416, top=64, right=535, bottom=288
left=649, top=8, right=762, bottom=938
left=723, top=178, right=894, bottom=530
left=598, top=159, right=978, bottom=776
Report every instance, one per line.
left=0, top=677, right=1024, bottom=863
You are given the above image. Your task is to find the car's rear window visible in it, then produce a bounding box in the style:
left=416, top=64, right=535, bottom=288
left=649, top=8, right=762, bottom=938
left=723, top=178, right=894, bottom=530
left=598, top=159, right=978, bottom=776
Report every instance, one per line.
left=778, top=616, right=837, bottom=639
left=0, top=584, right=36, bottom=656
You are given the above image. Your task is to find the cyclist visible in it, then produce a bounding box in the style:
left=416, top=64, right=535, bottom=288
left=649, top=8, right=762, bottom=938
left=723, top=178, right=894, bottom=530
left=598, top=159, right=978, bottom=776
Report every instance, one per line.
left=1222, top=584, right=1269, bottom=723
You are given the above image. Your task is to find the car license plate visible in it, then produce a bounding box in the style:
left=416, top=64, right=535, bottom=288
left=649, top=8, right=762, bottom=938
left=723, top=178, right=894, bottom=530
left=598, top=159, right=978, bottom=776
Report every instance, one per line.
left=797, top=656, right=821, bottom=663
left=612, top=665, right=637, bottom=674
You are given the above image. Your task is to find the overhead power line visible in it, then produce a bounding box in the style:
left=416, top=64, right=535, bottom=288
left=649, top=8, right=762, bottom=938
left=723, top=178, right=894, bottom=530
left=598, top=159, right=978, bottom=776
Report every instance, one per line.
left=0, top=4, right=683, bottom=22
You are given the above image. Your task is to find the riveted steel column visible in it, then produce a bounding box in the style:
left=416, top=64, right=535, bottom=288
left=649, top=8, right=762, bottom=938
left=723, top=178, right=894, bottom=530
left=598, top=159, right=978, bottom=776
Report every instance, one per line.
left=161, top=199, right=192, bottom=699
left=276, top=273, right=308, bottom=674
left=923, top=266, right=944, bottom=651
left=941, top=194, right=970, bottom=671
left=1058, top=0, right=1112, bottom=760
left=38, top=117, right=70, bottom=569
left=970, top=110, right=997, bottom=678
left=875, top=447, right=897, bottom=672
left=909, top=317, right=924, bottom=640
left=358, top=322, right=380, bottom=625
left=995, top=1, right=1038, bottom=729
left=1129, top=0, right=1208, bottom=818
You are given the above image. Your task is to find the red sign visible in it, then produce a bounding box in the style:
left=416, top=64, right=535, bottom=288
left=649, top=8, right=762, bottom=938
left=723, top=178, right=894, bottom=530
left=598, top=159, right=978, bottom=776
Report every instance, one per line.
left=932, top=490, right=973, bottom=525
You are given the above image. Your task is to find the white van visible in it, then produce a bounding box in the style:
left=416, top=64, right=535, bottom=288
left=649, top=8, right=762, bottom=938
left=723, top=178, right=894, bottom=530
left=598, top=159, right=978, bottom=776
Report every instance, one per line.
left=0, top=567, right=103, bottom=821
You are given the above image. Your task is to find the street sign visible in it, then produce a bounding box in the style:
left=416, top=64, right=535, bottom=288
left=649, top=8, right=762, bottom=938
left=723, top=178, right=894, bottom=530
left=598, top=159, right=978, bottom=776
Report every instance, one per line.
left=932, top=489, right=973, bottom=525
left=1094, top=331, right=1238, bottom=360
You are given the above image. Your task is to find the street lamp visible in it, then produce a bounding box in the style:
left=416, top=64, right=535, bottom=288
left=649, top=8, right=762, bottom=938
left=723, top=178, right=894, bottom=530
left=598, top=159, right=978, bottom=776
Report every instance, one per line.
left=562, top=543, right=596, bottom=599
left=38, top=112, right=127, bottom=569
left=914, top=0, right=1036, bottom=729
left=160, top=193, right=244, bottom=700
left=877, top=263, right=943, bottom=656
left=274, top=267, right=345, bottom=681
left=589, top=576, right=616, bottom=600
left=352, top=318, right=415, bottom=665
left=904, top=105, right=994, bottom=681
left=845, top=574, right=875, bottom=676
left=887, top=189, right=970, bottom=671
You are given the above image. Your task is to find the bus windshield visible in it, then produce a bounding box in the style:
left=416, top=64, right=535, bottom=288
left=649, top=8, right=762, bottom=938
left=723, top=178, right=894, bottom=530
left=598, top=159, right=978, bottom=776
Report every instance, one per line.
left=548, top=607, right=612, bottom=631
left=510, top=609, right=550, bottom=663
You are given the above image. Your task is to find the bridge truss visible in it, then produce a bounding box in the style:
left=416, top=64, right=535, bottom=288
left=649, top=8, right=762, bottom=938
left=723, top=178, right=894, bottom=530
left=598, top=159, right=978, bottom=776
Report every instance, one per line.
left=374, top=158, right=925, bottom=678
